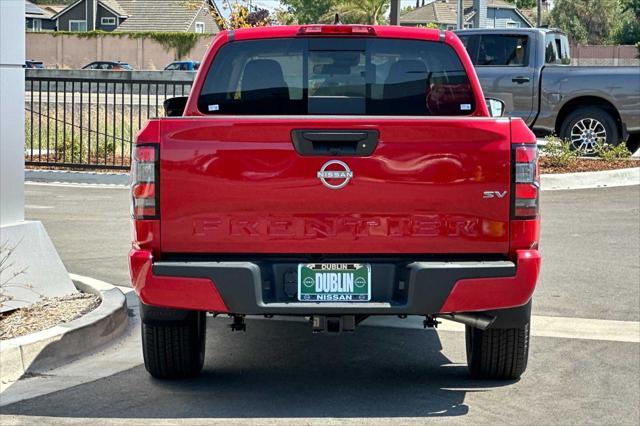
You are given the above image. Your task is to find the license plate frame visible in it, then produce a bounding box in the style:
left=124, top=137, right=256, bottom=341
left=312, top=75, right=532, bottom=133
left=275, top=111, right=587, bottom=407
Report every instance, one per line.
left=297, top=263, right=371, bottom=302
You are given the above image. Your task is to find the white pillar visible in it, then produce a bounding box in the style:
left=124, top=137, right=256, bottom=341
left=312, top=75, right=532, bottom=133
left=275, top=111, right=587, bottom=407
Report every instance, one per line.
left=1, top=0, right=26, bottom=226
left=1, top=0, right=75, bottom=311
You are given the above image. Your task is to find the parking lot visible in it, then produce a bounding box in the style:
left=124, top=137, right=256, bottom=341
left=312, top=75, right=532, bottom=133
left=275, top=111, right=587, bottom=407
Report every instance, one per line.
left=0, top=183, right=637, bottom=424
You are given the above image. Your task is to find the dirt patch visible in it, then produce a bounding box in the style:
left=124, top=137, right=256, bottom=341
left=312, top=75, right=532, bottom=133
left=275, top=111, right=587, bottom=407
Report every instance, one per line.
left=0, top=293, right=100, bottom=340
left=541, top=158, right=640, bottom=174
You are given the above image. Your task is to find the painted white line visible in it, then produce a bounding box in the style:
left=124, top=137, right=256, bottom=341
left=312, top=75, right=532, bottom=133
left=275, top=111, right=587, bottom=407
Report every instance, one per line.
left=24, top=204, right=53, bottom=209
left=362, top=315, right=640, bottom=343
left=531, top=315, right=640, bottom=343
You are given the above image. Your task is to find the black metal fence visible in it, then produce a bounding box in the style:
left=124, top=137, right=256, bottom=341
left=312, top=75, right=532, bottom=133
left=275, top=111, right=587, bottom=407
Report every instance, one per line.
left=25, top=70, right=194, bottom=170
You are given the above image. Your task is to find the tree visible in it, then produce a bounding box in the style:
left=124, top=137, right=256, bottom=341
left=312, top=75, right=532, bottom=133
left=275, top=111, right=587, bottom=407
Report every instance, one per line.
left=281, top=0, right=338, bottom=24
left=549, top=0, right=619, bottom=44
left=274, top=8, right=297, bottom=25
left=322, top=0, right=390, bottom=25
left=613, top=0, right=640, bottom=44
left=247, top=8, right=271, bottom=27
left=211, top=3, right=271, bottom=30
left=504, top=0, right=537, bottom=8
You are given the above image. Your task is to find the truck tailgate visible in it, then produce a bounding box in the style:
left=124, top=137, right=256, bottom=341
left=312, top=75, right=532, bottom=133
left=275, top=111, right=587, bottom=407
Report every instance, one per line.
left=159, top=116, right=512, bottom=254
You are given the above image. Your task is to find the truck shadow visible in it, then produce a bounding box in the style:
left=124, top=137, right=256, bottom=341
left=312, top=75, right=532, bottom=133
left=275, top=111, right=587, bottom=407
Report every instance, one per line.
left=3, top=318, right=517, bottom=419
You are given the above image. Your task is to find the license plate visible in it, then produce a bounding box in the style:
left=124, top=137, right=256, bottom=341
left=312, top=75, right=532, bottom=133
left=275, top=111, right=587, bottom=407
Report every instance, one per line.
left=298, top=263, right=371, bottom=302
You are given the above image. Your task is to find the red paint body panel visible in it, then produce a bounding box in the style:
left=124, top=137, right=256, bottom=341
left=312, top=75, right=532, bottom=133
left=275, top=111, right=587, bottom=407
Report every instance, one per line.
left=440, top=250, right=541, bottom=312
left=131, top=219, right=161, bottom=253
left=510, top=219, right=540, bottom=252
left=158, top=117, right=513, bottom=254
left=129, top=249, right=228, bottom=312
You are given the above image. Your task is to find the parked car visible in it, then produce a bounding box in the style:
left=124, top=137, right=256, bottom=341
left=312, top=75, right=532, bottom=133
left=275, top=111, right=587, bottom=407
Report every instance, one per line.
left=164, top=60, right=200, bottom=71
left=24, top=60, right=45, bottom=69
left=456, top=28, right=640, bottom=153
left=82, top=61, right=133, bottom=71
left=130, top=25, right=541, bottom=381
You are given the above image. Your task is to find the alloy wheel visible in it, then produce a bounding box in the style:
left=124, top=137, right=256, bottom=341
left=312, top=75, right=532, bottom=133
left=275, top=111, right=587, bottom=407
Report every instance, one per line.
left=570, top=118, right=607, bottom=154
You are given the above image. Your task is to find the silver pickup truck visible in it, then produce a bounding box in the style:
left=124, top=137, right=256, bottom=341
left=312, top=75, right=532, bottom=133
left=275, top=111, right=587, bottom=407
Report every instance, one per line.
left=456, top=28, right=640, bottom=153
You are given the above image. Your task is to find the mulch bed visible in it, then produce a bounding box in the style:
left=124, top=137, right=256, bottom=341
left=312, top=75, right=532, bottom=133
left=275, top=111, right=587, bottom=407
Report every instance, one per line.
left=0, top=293, right=100, bottom=340
left=540, top=158, right=640, bottom=174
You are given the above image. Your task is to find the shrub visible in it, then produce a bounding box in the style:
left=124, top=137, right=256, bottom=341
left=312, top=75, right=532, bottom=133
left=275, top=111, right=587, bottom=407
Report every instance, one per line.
left=597, top=143, right=633, bottom=161
left=25, top=105, right=135, bottom=166
left=540, top=135, right=578, bottom=167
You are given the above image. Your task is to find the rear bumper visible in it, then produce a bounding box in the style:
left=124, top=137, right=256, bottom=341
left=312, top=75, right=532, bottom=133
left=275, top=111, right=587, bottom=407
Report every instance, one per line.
left=130, top=250, right=540, bottom=315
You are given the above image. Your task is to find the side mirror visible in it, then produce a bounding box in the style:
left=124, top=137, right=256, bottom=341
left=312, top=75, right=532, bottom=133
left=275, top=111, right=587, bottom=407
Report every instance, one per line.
left=163, top=96, right=188, bottom=117
left=486, top=98, right=505, bottom=118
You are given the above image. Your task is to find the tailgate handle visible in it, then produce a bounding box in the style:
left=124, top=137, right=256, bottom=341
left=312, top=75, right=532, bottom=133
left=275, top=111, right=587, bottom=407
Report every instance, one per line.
left=291, top=130, right=379, bottom=156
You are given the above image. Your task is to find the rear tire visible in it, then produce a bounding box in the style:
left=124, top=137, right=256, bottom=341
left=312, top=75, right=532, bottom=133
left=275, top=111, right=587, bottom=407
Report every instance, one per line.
left=141, top=310, right=206, bottom=379
left=559, top=107, right=620, bottom=155
left=465, top=320, right=530, bottom=380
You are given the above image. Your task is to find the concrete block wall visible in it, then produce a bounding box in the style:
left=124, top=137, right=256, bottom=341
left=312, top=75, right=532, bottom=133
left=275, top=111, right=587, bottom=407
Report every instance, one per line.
left=26, top=33, right=214, bottom=70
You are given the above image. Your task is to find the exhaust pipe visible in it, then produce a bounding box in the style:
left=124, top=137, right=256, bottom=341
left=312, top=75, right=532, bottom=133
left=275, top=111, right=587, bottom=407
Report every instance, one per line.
left=439, top=313, right=496, bottom=330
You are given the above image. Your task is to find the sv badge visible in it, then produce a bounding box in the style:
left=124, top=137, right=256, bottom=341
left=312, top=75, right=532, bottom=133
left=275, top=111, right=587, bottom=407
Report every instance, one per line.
left=483, top=191, right=508, bottom=199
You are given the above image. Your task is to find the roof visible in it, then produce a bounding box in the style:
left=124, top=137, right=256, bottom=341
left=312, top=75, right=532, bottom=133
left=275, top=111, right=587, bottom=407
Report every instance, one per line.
left=52, top=0, right=128, bottom=19
left=518, top=8, right=538, bottom=26
left=401, top=0, right=529, bottom=25
left=115, top=0, right=215, bottom=32
left=25, top=1, right=54, bottom=19
left=457, top=27, right=564, bottom=36
left=38, top=5, right=67, bottom=15
left=100, top=0, right=128, bottom=17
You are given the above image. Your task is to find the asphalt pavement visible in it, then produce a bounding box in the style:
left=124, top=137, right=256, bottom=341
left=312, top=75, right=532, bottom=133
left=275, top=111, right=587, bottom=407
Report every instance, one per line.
left=0, top=183, right=638, bottom=425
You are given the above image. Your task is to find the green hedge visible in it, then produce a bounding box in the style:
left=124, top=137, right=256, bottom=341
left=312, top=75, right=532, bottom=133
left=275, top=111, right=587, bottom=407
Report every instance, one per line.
left=50, top=31, right=214, bottom=59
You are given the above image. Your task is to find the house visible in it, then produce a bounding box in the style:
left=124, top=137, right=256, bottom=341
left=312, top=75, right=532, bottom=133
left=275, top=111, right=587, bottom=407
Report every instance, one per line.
left=50, top=0, right=220, bottom=32
left=115, top=0, right=218, bottom=33
left=400, top=0, right=534, bottom=30
left=25, top=1, right=57, bottom=31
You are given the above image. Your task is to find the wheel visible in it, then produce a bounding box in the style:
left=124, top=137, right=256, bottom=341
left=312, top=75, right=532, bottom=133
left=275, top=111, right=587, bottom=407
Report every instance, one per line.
left=560, top=107, right=620, bottom=155
left=141, top=309, right=206, bottom=379
left=465, top=320, right=530, bottom=380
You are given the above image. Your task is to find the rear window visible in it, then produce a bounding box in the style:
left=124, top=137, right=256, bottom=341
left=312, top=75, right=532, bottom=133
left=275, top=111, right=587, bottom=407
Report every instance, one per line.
left=198, top=38, right=475, bottom=116
left=459, top=34, right=529, bottom=66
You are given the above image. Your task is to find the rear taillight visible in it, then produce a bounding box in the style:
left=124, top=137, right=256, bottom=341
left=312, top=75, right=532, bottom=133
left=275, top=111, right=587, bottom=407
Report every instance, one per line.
left=297, top=25, right=377, bottom=36
left=131, top=145, right=158, bottom=219
left=512, top=144, right=539, bottom=219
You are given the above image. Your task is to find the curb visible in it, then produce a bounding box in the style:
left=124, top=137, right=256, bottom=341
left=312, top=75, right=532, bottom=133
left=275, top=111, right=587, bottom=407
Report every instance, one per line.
left=25, top=169, right=129, bottom=186
left=0, top=274, right=128, bottom=384
left=541, top=167, right=640, bottom=191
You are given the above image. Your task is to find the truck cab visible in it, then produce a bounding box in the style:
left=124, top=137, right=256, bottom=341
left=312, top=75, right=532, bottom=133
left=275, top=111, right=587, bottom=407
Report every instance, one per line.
left=456, top=28, right=570, bottom=125
left=457, top=28, right=640, bottom=152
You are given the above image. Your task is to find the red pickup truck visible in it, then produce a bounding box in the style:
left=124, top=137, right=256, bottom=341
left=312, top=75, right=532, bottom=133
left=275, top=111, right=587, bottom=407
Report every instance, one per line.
left=129, top=25, right=541, bottom=381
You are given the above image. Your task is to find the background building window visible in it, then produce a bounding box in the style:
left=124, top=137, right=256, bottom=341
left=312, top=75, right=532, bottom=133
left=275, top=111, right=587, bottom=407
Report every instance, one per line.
left=101, top=17, right=116, bottom=26
left=195, top=22, right=205, bottom=33
left=32, top=19, right=42, bottom=32
left=69, top=20, right=87, bottom=31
